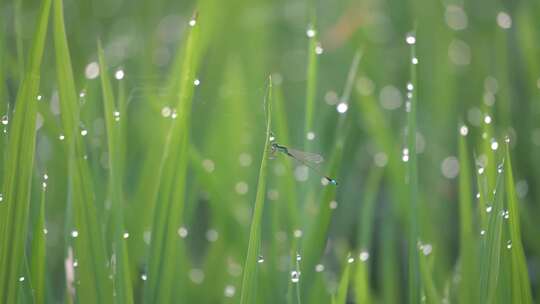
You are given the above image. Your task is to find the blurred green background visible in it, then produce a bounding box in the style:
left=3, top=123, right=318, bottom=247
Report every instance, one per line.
left=1, top=0, right=540, bottom=303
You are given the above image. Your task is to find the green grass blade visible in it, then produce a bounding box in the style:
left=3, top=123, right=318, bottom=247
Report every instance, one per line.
left=0, top=0, right=51, bottom=302
left=144, top=12, right=201, bottom=303
left=53, top=0, right=112, bottom=302
left=239, top=77, right=272, bottom=304
left=418, top=249, right=440, bottom=304
left=304, top=16, right=318, bottom=150
left=504, top=141, right=533, bottom=304
left=406, top=34, right=420, bottom=304
left=97, top=41, right=134, bottom=304
left=457, top=125, right=477, bottom=304
left=479, top=173, right=505, bottom=304
left=335, top=258, right=351, bottom=304
left=30, top=182, right=47, bottom=304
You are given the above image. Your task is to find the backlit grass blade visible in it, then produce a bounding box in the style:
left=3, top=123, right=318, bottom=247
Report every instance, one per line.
left=53, top=0, right=112, bottom=302
left=457, top=125, right=476, bottom=304
left=30, top=182, right=47, bottom=304
left=144, top=13, right=201, bottom=303
left=503, top=141, right=533, bottom=304
left=0, top=0, right=51, bottom=302
left=239, top=77, right=272, bottom=304
left=406, top=33, right=421, bottom=304
left=97, top=40, right=134, bottom=304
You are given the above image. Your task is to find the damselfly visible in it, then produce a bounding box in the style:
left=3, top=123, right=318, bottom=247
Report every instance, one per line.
left=270, top=142, right=338, bottom=185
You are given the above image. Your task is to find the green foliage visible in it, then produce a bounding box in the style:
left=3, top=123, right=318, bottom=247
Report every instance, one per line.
left=0, top=0, right=539, bottom=303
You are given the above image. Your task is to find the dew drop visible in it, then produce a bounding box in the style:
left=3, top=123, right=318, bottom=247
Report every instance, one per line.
left=484, top=115, right=492, bottom=124
left=315, top=43, right=324, bottom=55
left=189, top=19, right=197, bottom=27
left=161, top=106, right=172, bottom=118
left=37, top=95, right=43, bottom=101
left=506, top=240, right=512, bottom=249
left=347, top=257, right=355, bottom=263
left=486, top=205, right=493, bottom=213
left=178, top=226, right=188, bottom=238
left=257, top=255, right=265, bottom=263
left=336, top=102, right=348, bottom=114
left=296, top=253, right=302, bottom=261
left=293, top=229, right=303, bottom=238
left=406, top=33, right=416, bottom=45
left=59, top=134, right=65, bottom=141
left=359, top=251, right=370, bottom=262
left=18, top=276, right=24, bottom=282
left=224, top=285, right=236, bottom=297
left=81, top=129, right=88, bottom=136
left=329, top=200, right=338, bottom=209
left=1, top=115, right=8, bottom=125
left=141, top=274, right=148, bottom=281
left=459, top=125, right=469, bottom=136
left=306, top=26, right=316, bottom=38
left=306, top=131, right=315, bottom=140
left=115, top=69, right=125, bottom=80
left=406, top=82, right=414, bottom=91
left=123, top=232, right=129, bottom=239
left=194, top=79, right=200, bottom=86
left=291, top=270, right=300, bottom=283
left=412, top=57, right=419, bottom=65
left=71, top=230, right=79, bottom=238
left=315, top=264, right=325, bottom=272
left=480, top=230, right=486, bottom=236
left=113, top=111, right=120, bottom=122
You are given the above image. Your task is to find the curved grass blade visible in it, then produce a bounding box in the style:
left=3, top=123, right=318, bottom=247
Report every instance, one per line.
left=0, top=0, right=51, bottom=302
left=239, top=77, right=272, bottom=304
left=53, top=0, right=112, bottom=301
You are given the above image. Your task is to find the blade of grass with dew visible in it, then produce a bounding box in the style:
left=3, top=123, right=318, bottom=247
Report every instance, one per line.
left=0, top=0, right=50, bottom=302
left=144, top=12, right=201, bottom=304
left=239, top=77, right=272, bottom=304
left=29, top=181, right=47, bottom=304
left=335, top=258, right=352, bottom=304
left=406, top=36, right=421, bottom=304
left=418, top=249, right=441, bottom=304
left=457, top=123, right=477, bottom=304
left=503, top=141, right=533, bottom=304
left=479, top=172, right=504, bottom=304
left=53, top=0, right=112, bottom=301
left=97, top=41, right=134, bottom=304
